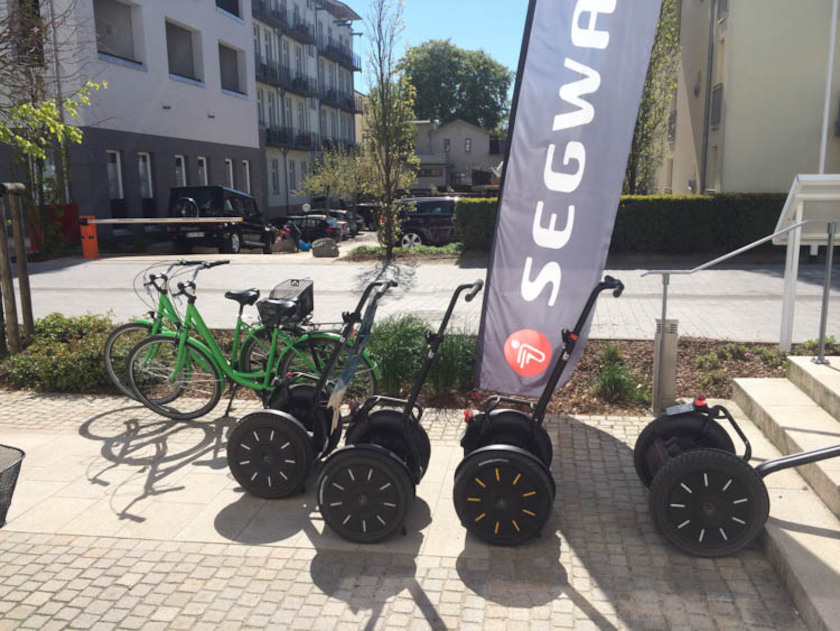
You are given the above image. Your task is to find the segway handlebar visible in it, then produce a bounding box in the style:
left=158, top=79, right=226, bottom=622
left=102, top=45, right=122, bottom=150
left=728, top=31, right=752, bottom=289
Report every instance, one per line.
left=603, top=275, right=624, bottom=298
left=465, top=280, right=484, bottom=302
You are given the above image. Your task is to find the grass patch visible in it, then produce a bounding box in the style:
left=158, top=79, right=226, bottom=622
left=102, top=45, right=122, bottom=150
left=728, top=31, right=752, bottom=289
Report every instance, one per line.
left=594, top=344, right=651, bottom=406
left=345, top=242, right=464, bottom=261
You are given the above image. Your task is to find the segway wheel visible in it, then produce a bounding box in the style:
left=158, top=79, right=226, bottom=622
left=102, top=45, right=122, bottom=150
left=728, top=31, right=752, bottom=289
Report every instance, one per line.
left=227, top=411, right=314, bottom=499
left=634, top=413, right=736, bottom=488
left=317, top=446, right=414, bottom=544
left=649, top=448, right=769, bottom=557
left=453, top=446, right=554, bottom=546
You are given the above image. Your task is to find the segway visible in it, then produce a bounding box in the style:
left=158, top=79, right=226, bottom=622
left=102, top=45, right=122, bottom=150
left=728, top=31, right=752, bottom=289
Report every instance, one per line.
left=226, top=280, right=396, bottom=499
left=454, top=276, right=625, bottom=545
left=316, top=280, right=484, bottom=544
left=636, top=397, right=840, bottom=557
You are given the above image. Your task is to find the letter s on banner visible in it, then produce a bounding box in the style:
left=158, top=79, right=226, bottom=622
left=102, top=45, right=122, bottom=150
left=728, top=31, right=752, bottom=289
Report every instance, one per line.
left=475, top=0, right=662, bottom=396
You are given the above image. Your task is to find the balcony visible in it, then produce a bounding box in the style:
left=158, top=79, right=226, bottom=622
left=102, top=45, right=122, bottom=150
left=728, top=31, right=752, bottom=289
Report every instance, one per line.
left=252, top=0, right=283, bottom=28
left=287, top=17, right=315, bottom=45
left=255, top=57, right=280, bottom=87
left=317, top=37, right=361, bottom=71
left=279, top=66, right=317, bottom=96
left=265, top=125, right=292, bottom=148
left=321, top=138, right=356, bottom=153
left=291, top=131, right=319, bottom=151
left=319, top=87, right=342, bottom=109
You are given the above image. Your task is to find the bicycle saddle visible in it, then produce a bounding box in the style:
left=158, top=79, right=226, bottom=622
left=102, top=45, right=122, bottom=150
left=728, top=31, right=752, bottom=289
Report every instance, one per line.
left=224, top=288, right=261, bottom=306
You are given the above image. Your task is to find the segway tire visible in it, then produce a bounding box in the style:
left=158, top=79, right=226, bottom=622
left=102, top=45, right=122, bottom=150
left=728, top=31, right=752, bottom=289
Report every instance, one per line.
left=634, top=413, right=736, bottom=488
left=227, top=410, right=314, bottom=499
left=453, top=445, right=554, bottom=546
left=317, top=445, right=414, bottom=543
left=649, top=448, right=769, bottom=558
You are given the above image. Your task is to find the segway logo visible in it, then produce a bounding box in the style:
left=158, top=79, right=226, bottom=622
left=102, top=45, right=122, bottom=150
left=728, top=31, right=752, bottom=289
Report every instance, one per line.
left=504, top=329, right=552, bottom=377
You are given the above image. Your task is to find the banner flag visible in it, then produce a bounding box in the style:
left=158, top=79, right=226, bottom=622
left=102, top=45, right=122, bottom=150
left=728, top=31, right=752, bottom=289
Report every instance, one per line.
left=476, top=0, right=662, bottom=395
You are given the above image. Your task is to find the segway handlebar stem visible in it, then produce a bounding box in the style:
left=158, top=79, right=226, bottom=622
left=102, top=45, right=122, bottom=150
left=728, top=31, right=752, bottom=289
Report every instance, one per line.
left=532, top=276, right=624, bottom=425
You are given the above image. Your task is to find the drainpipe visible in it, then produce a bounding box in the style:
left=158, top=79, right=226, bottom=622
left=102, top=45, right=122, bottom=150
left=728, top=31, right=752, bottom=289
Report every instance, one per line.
left=699, top=0, right=717, bottom=194
left=283, top=147, right=290, bottom=212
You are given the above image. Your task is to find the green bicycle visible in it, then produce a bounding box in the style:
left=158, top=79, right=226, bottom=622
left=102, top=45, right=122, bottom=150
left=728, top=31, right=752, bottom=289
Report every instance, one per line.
left=125, top=263, right=379, bottom=420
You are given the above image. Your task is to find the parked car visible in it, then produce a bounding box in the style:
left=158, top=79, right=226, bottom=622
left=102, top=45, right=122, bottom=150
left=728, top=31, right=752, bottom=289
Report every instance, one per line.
left=355, top=203, right=381, bottom=231
left=304, top=208, right=360, bottom=238
left=167, top=186, right=275, bottom=254
left=287, top=215, right=343, bottom=243
left=397, top=197, right=459, bottom=247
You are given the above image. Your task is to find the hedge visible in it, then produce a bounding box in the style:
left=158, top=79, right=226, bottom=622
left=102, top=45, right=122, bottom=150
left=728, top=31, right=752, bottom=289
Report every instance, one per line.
left=454, top=193, right=788, bottom=254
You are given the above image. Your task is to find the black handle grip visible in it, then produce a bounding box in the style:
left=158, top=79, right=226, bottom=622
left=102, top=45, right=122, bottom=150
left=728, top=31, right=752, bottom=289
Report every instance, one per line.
left=375, top=279, right=398, bottom=297
left=465, top=280, right=484, bottom=302
left=203, top=260, right=230, bottom=269
left=603, top=275, right=624, bottom=298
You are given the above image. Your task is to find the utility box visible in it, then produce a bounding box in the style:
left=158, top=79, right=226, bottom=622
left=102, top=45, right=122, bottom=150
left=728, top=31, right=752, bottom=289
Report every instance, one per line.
left=653, top=318, right=679, bottom=414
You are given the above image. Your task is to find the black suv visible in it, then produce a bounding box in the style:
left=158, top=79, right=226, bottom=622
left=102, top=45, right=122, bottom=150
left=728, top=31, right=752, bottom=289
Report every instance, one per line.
left=397, top=197, right=459, bottom=247
left=168, top=186, right=275, bottom=254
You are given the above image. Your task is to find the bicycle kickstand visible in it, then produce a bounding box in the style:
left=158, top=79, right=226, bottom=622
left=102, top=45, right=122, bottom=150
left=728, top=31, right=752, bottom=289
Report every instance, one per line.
left=224, top=383, right=240, bottom=417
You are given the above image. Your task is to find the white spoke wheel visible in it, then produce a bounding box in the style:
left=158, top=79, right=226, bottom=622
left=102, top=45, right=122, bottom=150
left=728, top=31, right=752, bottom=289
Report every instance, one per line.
left=400, top=232, right=423, bottom=248
left=127, top=335, right=222, bottom=420
left=227, top=411, right=314, bottom=498
left=649, top=448, right=769, bottom=557
left=317, top=447, right=414, bottom=543
left=103, top=322, right=153, bottom=399
left=453, top=446, right=554, bottom=546
left=634, top=413, right=736, bottom=488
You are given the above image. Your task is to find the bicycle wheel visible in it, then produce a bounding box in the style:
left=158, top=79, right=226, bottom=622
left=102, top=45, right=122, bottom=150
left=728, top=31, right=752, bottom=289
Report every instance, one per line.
left=237, top=326, right=273, bottom=373
left=279, top=335, right=377, bottom=400
left=103, top=322, right=152, bottom=399
left=128, top=335, right=223, bottom=420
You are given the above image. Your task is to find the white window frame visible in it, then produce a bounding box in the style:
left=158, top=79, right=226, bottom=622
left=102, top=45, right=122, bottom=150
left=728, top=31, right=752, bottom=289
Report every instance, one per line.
left=138, top=152, right=153, bottom=198
left=271, top=159, right=280, bottom=194
left=289, top=160, right=297, bottom=192
left=174, top=155, right=187, bottom=187
left=197, top=156, right=208, bottom=186
left=225, top=158, right=234, bottom=188
left=465, top=138, right=472, bottom=153
left=242, top=160, right=251, bottom=194
left=106, top=150, right=123, bottom=199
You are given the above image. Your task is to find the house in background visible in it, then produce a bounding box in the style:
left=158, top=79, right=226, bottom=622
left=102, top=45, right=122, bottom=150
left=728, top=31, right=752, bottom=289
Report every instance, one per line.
left=659, top=0, right=840, bottom=196
left=411, top=119, right=504, bottom=195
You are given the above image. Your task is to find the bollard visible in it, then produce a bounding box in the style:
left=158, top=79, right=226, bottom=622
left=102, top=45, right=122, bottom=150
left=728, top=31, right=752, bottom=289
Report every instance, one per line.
left=79, top=216, right=99, bottom=259
left=652, top=318, right=679, bottom=414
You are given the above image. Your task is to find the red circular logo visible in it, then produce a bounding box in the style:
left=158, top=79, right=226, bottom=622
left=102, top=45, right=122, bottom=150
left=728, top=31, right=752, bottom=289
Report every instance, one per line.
left=503, top=329, right=552, bottom=377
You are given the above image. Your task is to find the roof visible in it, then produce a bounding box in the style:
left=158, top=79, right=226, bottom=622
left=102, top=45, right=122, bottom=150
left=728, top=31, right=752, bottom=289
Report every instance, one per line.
left=436, top=118, right=490, bottom=135
left=318, top=0, right=362, bottom=21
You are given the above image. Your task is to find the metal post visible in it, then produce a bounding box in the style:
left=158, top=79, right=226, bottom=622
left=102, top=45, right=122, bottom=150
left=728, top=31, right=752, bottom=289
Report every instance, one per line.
left=653, top=273, right=670, bottom=413
left=780, top=201, right=804, bottom=351
left=0, top=198, right=20, bottom=355
left=816, top=222, right=836, bottom=364
left=8, top=192, right=33, bottom=343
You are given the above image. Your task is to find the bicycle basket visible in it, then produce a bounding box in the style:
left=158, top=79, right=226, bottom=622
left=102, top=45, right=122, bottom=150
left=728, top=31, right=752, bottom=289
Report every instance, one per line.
left=0, top=445, right=25, bottom=528
left=258, top=279, right=314, bottom=327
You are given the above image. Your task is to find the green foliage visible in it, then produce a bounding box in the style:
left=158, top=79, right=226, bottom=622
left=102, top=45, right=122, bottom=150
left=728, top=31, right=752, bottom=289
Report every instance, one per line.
left=624, top=0, right=680, bottom=194
left=402, top=39, right=513, bottom=131
left=718, top=343, right=748, bottom=361
left=346, top=242, right=463, bottom=260
left=427, top=332, right=476, bottom=398
left=595, top=344, right=651, bottom=405
left=695, top=352, right=721, bottom=372
left=367, top=315, right=429, bottom=395
left=453, top=198, right=498, bottom=250
left=2, top=313, right=115, bottom=391
left=699, top=369, right=727, bottom=390
left=801, top=335, right=840, bottom=354
left=754, top=346, right=788, bottom=368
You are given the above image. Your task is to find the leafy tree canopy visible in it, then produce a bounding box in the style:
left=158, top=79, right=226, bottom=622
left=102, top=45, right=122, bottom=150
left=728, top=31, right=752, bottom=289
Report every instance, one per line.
left=401, top=40, right=512, bottom=131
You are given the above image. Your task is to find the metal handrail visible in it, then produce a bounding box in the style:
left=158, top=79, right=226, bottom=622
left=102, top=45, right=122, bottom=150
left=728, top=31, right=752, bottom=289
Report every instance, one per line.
left=643, top=218, right=839, bottom=411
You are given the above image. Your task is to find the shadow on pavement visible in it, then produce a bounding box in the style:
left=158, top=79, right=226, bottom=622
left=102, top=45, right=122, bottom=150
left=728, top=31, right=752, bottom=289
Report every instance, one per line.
left=353, top=260, right=418, bottom=294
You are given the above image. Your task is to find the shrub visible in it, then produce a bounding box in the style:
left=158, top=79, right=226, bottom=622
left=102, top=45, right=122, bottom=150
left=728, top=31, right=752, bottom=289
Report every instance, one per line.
left=367, top=315, right=429, bottom=395
left=594, top=344, right=650, bottom=405
left=801, top=335, right=839, bottom=355
left=346, top=242, right=463, bottom=261
left=426, top=331, right=476, bottom=398
left=454, top=198, right=498, bottom=251
left=754, top=346, right=788, bottom=368
left=2, top=313, right=115, bottom=391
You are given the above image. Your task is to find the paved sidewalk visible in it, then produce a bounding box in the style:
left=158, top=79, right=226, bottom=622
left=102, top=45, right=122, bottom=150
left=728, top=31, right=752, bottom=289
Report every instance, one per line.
left=0, top=392, right=806, bottom=629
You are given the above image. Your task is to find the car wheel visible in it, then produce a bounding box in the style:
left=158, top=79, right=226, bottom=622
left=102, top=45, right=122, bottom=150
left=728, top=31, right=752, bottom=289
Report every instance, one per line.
left=222, top=231, right=242, bottom=254
left=401, top=232, right=423, bottom=248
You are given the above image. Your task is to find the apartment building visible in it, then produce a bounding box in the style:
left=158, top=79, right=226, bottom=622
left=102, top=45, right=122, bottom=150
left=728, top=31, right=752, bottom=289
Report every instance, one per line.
left=253, top=0, right=360, bottom=215
left=660, top=0, right=840, bottom=195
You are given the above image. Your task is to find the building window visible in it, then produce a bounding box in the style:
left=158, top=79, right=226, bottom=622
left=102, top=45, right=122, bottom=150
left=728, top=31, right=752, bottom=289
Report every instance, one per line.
left=711, top=83, right=723, bottom=129
left=225, top=158, right=234, bottom=188
left=174, top=155, right=186, bottom=187
left=284, top=97, right=292, bottom=128
left=443, top=138, right=450, bottom=153
left=197, top=156, right=208, bottom=186
left=271, top=159, right=280, bottom=194
left=106, top=151, right=123, bottom=199
left=268, top=92, right=276, bottom=126
left=219, top=42, right=245, bottom=94
left=301, top=161, right=308, bottom=183
left=257, top=88, right=264, bottom=123
left=216, top=0, right=240, bottom=18
left=94, top=0, right=140, bottom=63
left=242, top=160, right=251, bottom=194
left=297, top=100, right=305, bottom=133
left=289, top=160, right=297, bottom=192
left=166, top=21, right=201, bottom=81
left=137, top=152, right=153, bottom=198
left=465, top=138, right=472, bottom=153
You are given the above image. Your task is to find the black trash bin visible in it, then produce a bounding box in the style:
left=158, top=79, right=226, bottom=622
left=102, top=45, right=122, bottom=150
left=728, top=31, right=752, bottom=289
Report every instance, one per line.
left=0, top=445, right=24, bottom=528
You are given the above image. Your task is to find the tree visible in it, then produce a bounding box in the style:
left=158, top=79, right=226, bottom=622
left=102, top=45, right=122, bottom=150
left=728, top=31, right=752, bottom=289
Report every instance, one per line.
left=364, top=0, right=419, bottom=261
left=402, top=40, right=513, bottom=131
left=295, top=146, right=348, bottom=211
left=623, top=0, right=680, bottom=195
left=0, top=1, right=105, bottom=252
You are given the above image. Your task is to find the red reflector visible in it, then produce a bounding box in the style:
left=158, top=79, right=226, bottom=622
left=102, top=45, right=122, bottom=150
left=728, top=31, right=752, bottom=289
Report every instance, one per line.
left=694, top=395, right=707, bottom=407
left=569, top=333, right=579, bottom=341
left=468, top=390, right=482, bottom=402
left=285, top=372, right=293, bottom=379
left=463, top=409, right=473, bottom=422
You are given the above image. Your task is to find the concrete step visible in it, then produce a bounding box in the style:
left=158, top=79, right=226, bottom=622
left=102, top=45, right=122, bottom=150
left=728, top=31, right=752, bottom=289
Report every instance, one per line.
left=732, top=378, right=840, bottom=522
left=721, top=401, right=840, bottom=631
left=788, top=356, right=840, bottom=423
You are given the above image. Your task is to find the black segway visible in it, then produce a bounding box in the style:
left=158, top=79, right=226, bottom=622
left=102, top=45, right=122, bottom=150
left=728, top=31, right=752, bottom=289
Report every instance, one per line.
left=636, top=397, right=840, bottom=557
left=454, top=276, right=625, bottom=545
left=226, top=280, right=396, bottom=499
left=317, top=280, right=485, bottom=543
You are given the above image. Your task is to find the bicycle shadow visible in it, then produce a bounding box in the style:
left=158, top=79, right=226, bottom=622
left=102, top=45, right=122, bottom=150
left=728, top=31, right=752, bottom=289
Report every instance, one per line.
left=79, top=405, right=234, bottom=523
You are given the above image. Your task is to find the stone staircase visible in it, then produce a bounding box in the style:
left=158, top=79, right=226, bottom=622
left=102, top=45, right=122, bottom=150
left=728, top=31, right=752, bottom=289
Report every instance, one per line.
left=732, top=357, right=840, bottom=631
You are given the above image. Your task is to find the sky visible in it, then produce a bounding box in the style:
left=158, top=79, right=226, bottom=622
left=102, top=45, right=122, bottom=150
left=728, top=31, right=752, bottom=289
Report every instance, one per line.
left=353, top=0, right=530, bottom=94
